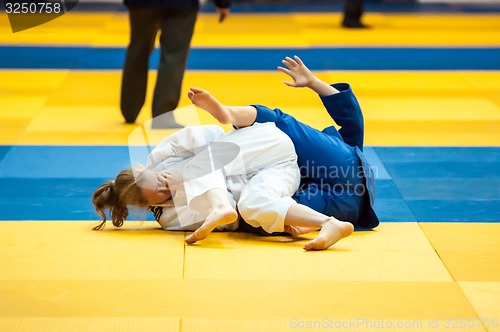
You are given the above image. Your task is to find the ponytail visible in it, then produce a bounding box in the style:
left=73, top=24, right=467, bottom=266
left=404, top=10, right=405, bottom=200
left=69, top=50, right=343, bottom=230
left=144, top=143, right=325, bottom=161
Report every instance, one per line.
left=91, top=168, right=148, bottom=230
left=91, top=180, right=128, bottom=230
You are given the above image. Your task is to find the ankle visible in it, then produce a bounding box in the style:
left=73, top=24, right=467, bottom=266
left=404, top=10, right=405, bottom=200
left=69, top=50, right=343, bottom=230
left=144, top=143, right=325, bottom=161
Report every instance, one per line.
left=221, top=106, right=232, bottom=125
left=212, top=202, right=235, bottom=213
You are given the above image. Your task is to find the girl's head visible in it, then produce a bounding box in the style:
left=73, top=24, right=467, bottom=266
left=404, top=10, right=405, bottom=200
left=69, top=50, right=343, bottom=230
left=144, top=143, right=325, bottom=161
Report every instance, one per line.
left=91, top=167, right=171, bottom=230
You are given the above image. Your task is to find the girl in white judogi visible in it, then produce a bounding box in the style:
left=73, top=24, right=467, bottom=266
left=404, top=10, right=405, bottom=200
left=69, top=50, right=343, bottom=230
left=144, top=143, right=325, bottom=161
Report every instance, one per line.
left=143, top=122, right=301, bottom=239
left=93, top=120, right=353, bottom=251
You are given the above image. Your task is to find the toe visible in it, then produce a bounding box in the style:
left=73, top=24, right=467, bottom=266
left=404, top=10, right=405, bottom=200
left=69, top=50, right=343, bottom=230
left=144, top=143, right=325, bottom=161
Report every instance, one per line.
left=185, top=233, right=197, bottom=245
left=303, top=241, right=315, bottom=251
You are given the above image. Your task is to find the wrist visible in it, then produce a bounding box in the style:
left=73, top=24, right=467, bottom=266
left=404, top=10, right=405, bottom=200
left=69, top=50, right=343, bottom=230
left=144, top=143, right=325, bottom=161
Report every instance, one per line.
left=306, top=76, right=321, bottom=90
left=308, top=77, right=339, bottom=96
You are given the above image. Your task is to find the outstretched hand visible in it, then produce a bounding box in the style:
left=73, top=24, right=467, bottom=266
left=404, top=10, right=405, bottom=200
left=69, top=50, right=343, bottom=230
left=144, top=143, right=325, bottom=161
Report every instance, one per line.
left=278, top=55, right=315, bottom=88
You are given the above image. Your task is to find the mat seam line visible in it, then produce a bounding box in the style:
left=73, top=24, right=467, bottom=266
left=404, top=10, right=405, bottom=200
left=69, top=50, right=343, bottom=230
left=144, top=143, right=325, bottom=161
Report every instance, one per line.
left=417, top=222, right=488, bottom=331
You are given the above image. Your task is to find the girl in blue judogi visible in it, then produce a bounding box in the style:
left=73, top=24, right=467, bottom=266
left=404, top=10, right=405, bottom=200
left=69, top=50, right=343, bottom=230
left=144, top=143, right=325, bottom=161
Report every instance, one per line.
left=187, top=55, right=379, bottom=237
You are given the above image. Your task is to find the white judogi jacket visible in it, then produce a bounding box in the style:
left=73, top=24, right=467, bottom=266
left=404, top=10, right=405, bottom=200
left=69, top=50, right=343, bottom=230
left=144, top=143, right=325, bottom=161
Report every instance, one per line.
left=147, top=123, right=300, bottom=233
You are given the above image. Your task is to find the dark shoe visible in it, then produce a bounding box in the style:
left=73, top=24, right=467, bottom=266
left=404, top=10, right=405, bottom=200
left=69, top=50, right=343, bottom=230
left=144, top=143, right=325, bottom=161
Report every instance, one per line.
left=151, top=112, right=184, bottom=129
left=122, top=112, right=138, bottom=124
left=342, top=20, right=370, bottom=29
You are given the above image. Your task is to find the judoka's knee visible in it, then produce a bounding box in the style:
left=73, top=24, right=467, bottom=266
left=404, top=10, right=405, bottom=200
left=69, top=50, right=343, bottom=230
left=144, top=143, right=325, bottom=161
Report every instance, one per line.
left=237, top=199, right=257, bottom=222
left=237, top=198, right=273, bottom=223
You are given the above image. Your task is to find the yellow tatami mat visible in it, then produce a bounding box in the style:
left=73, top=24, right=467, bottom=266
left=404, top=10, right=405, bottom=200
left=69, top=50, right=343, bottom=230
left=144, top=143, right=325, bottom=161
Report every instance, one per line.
left=184, top=223, right=452, bottom=282
left=1, top=9, right=499, bottom=332
left=459, top=282, right=500, bottom=331
left=0, top=221, right=498, bottom=332
left=0, top=12, right=499, bottom=47
left=1, top=70, right=499, bottom=146
left=420, top=223, right=500, bottom=282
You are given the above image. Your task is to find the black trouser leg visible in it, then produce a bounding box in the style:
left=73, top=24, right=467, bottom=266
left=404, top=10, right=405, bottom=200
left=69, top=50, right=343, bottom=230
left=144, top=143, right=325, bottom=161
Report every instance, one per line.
left=342, top=0, right=364, bottom=27
left=151, top=8, right=198, bottom=128
left=120, top=8, right=160, bottom=123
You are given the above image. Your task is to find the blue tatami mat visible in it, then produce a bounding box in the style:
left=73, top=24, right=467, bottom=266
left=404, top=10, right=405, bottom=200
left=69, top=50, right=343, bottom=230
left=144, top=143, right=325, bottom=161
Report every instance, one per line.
left=408, top=200, right=500, bottom=222
left=374, top=147, right=500, bottom=163
left=0, top=146, right=131, bottom=179
left=0, top=146, right=498, bottom=222
left=0, top=174, right=99, bottom=220
left=372, top=180, right=417, bottom=222
left=0, top=146, right=12, bottom=163
left=374, top=147, right=500, bottom=222
left=1, top=46, right=499, bottom=70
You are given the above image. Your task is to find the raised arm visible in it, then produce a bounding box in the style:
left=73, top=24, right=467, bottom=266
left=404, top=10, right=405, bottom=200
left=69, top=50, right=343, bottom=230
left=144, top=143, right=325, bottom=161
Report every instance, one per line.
left=188, top=55, right=341, bottom=129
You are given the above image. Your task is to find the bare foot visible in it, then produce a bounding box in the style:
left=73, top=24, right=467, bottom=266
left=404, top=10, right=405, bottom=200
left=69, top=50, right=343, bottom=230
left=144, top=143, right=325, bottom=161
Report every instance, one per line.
left=185, top=206, right=238, bottom=244
left=188, top=87, right=232, bottom=124
left=303, top=218, right=354, bottom=251
left=284, top=225, right=319, bottom=237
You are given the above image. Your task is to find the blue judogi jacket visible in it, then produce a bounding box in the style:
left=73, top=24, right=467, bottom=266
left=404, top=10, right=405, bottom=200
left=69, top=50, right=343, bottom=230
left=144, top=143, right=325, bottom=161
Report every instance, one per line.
left=250, top=83, right=379, bottom=230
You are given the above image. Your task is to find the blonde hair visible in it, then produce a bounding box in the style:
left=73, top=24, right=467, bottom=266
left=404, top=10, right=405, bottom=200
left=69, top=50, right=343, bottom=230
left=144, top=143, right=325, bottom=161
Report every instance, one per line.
left=91, top=168, right=148, bottom=230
